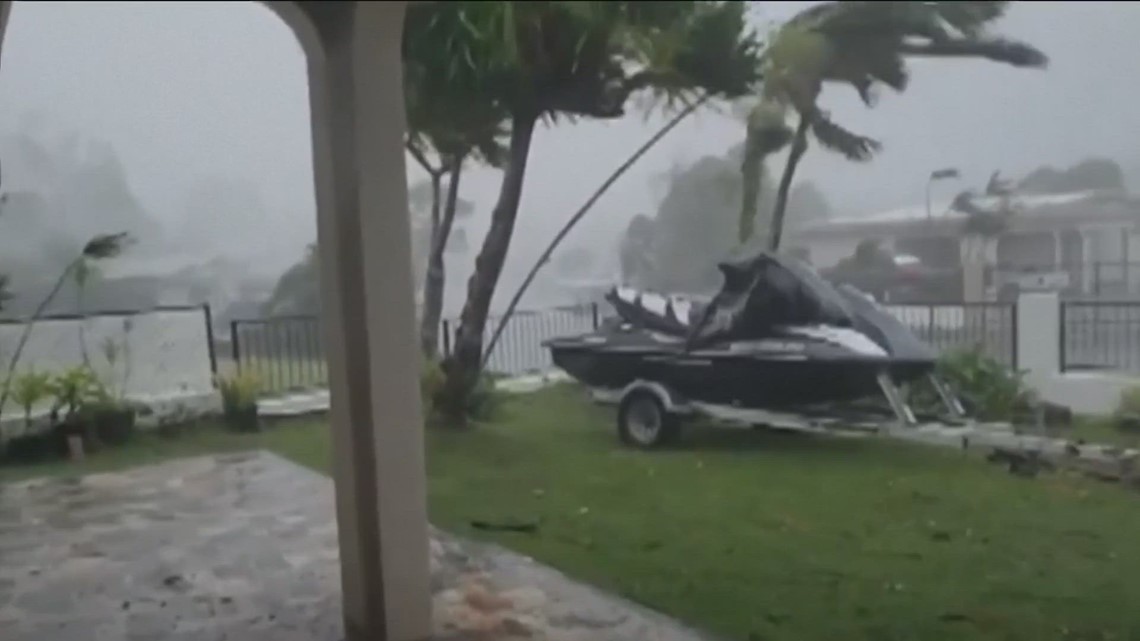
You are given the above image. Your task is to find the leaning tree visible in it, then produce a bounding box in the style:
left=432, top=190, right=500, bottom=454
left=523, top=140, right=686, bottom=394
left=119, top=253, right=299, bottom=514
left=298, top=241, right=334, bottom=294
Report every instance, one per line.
left=402, top=32, right=508, bottom=359
left=737, top=1, right=1048, bottom=252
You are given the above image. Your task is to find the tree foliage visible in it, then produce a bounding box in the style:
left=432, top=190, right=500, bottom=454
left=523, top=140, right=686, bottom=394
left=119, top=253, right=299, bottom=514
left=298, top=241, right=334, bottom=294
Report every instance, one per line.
left=262, top=180, right=474, bottom=318
left=953, top=170, right=1018, bottom=238
left=415, top=1, right=766, bottom=422
left=1019, top=157, right=1125, bottom=195
left=404, top=10, right=510, bottom=359
left=738, top=1, right=1047, bottom=251
left=620, top=144, right=831, bottom=293
left=407, top=2, right=763, bottom=123
left=0, top=130, right=160, bottom=316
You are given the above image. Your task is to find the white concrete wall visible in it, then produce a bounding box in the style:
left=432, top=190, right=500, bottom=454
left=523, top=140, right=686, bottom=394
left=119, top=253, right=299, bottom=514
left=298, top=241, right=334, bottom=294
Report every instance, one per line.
left=1016, top=292, right=1139, bottom=415
left=0, top=307, right=219, bottom=436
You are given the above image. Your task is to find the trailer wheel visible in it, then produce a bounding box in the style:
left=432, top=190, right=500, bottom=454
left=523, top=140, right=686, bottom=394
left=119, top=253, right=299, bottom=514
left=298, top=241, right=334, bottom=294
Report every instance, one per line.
left=617, top=390, right=678, bottom=448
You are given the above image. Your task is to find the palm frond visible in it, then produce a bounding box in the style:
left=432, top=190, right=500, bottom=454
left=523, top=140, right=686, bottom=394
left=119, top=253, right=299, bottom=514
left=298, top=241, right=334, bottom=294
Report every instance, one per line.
left=899, top=37, right=1047, bottom=67
left=985, top=170, right=1014, bottom=197
left=81, top=232, right=132, bottom=260
left=931, top=1, right=1013, bottom=39
left=808, top=112, right=880, bottom=162
left=950, top=189, right=984, bottom=216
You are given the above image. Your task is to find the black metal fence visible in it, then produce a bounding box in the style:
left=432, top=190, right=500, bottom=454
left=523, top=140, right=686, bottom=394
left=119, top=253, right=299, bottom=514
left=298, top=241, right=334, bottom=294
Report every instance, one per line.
left=1060, top=301, right=1140, bottom=373
left=992, top=260, right=1140, bottom=300
left=230, top=300, right=1021, bottom=394
left=884, top=302, right=1018, bottom=367
left=229, top=316, right=326, bottom=393
left=228, top=304, right=600, bottom=393
left=443, top=304, right=598, bottom=375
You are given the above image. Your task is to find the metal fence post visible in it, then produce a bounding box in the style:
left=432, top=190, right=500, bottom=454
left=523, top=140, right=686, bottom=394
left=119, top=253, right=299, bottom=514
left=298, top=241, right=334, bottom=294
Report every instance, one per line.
left=202, top=304, right=219, bottom=382
left=230, top=320, right=242, bottom=373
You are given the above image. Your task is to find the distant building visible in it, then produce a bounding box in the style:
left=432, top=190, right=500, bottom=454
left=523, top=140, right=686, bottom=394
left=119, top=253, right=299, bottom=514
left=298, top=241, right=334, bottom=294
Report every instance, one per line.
left=99, top=254, right=275, bottom=320
left=788, top=189, right=1140, bottom=298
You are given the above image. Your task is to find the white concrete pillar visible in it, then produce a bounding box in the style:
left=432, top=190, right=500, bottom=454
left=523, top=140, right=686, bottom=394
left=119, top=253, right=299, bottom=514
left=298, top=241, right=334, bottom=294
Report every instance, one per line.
left=2, top=3, right=432, bottom=639
left=1081, top=230, right=1094, bottom=294
left=1016, top=291, right=1061, bottom=387
left=960, top=235, right=988, bottom=302
left=266, top=3, right=431, bottom=640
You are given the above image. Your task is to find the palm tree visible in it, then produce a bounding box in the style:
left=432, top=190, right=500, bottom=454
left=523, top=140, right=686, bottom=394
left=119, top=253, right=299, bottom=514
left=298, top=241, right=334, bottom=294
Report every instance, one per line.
left=956, top=170, right=1019, bottom=257
left=737, top=1, right=1048, bottom=252
left=0, top=232, right=132, bottom=424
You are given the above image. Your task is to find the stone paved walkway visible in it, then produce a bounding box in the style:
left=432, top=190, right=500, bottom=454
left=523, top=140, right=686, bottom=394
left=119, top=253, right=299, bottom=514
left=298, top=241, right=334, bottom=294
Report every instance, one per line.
left=0, top=452, right=716, bottom=641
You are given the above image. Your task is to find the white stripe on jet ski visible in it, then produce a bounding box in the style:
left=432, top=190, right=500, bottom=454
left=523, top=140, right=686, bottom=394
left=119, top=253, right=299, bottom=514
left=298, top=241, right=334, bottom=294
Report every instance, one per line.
left=640, top=293, right=669, bottom=317
left=616, top=286, right=639, bottom=303
left=783, top=325, right=889, bottom=357
left=668, top=297, right=692, bottom=326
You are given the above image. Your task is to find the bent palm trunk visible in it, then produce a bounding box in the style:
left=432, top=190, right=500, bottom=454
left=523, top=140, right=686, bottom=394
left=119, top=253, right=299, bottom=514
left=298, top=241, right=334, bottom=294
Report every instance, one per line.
left=0, top=259, right=80, bottom=423
left=480, top=96, right=709, bottom=368
left=738, top=146, right=760, bottom=244
left=768, top=114, right=811, bottom=252
left=419, top=159, right=464, bottom=359
left=440, top=115, right=537, bottom=424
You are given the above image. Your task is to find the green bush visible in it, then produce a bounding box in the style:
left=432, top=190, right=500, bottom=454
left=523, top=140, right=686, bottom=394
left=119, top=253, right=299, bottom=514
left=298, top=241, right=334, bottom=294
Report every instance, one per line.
left=918, top=347, right=1034, bottom=421
left=1113, top=386, right=1140, bottom=432
left=420, top=361, right=503, bottom=426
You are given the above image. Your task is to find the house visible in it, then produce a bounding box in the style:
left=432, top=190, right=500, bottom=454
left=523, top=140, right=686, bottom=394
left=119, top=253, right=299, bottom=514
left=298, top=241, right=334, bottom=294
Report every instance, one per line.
left=787, top=188, right=1140, bottom=298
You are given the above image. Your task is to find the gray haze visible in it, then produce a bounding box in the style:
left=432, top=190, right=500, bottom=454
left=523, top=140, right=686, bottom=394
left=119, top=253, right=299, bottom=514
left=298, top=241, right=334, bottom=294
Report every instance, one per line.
left=1, top=1, right=1137, bottom=314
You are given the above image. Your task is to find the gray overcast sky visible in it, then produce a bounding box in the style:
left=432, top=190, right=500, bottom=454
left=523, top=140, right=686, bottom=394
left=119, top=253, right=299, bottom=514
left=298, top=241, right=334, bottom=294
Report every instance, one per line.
left=1, top=1, right=1137, bottom=308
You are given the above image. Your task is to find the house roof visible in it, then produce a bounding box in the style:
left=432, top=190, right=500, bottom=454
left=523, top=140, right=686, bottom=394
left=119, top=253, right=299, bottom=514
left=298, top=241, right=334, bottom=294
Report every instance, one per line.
left=796, top=189, right=1140, bottom=238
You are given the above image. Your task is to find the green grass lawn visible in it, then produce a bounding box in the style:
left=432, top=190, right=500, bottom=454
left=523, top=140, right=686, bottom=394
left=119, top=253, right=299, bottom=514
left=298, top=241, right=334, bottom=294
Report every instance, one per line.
left=5, top=385, right=1140, bottom=641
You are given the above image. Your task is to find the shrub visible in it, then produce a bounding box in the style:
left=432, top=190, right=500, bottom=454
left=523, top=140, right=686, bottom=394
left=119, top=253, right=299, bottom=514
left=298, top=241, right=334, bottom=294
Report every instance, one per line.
left=48, top=366, right=108, bottom=424
left=1113, top=386, right=1140, bottom=432
left=919, top=347, right=1034, bottom=422
left=421, top=361, right=502, bottom=426
left=215, top=371, right=261, bottom=432
left=79, top=395, right=139, bottom=446
left=10, top=370, right=53, bottom=429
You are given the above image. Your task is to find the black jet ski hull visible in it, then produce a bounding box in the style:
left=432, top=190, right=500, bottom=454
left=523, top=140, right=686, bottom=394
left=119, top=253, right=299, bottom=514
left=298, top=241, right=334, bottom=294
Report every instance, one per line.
left=547, top=334, right=933, bottom=410
left=549, top=250, right=939, bottom=410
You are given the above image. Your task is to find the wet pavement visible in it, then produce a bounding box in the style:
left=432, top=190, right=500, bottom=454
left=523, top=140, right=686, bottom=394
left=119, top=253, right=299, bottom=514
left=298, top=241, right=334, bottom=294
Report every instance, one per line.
left=0, top=452, right=715, bottom=641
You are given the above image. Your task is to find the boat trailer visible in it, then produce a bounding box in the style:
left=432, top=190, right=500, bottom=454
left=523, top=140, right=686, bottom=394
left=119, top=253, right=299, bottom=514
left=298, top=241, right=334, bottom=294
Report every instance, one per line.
left=588, top=372, right=1002, bottom=448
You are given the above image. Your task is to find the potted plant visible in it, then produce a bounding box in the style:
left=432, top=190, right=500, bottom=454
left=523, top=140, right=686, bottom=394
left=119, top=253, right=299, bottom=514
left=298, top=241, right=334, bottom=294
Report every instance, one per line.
left=2, top=370, right=55, bottom=462
left=82, top=395, right=139, bottom=447
left=47, top=366, right=107, bottom=459
left=216, top=371, right=261, bottom=432
left=82, top=335, right=138, bottom=446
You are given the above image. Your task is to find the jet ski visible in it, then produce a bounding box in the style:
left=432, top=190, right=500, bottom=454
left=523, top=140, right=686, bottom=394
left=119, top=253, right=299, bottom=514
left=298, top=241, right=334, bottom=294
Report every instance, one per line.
left=543, top=251, right=938, bottom=411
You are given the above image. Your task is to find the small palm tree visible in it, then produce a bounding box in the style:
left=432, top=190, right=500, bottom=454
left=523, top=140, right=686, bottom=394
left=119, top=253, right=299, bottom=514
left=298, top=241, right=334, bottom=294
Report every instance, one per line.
left=737, top=1, right=1047, bottom=252
left=0, top=232, right=133, bottom=424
